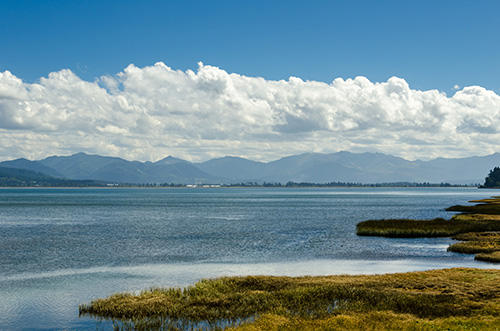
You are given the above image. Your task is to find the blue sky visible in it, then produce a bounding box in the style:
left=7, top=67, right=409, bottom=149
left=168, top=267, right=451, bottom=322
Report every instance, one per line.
left=0, top=1, right=500, bottom=162
left=2, top=0, right=499, bottom=92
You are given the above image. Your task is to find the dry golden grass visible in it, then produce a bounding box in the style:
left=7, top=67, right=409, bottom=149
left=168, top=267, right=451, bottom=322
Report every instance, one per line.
left=232, top=312, right=500, bottom=331
left=356, top=197, right=500, bottom=238
left=443, top=199, right=500, bottom=261
left=446, top=201, right=500, bottom=214
left=451, top=214, right=500, bottom=221
left=452, top=231, right=500, bottom=241
left=448, top=240, right=500, bottom=254
left=470, top=197, right=500, bottom=204
left=80, top=268, right=500, bottom=330
left=356, top=217, right=500, bottom=238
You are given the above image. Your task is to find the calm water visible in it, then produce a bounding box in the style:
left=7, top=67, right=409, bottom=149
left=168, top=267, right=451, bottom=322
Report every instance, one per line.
left=1, top=187, right=499, bottom=330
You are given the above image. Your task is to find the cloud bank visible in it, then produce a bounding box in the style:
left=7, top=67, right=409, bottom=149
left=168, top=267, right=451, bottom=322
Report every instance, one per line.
left=1, top=62, right=499, bottom=162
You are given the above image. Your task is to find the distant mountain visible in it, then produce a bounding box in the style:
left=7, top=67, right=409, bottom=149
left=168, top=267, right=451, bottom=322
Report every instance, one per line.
left=0, top=166, right=106, bottom=187
left=196, top=156, right=267, bottom=181
left=39, top=152, right=128, bottom=179
left=418, top=153, right=500, bottom=184
left=262, top=152, right=448, bottom=183
left=155, top=155, right=190, bottom=165
left=0, top=158, right=63, bottom=178
left=1, top=151, right=498, bottom=185
left=37, top=152, right=218, bottom=184
left=197, top=152, right=452, bottom=184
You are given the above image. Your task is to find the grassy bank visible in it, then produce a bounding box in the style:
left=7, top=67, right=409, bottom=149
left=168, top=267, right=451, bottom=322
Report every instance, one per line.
left=448, top=231, right=500, bottom=263
left=356, top=217, right=500, bottom=238
left=357, top=196, right=500, bottom=263
left=356, top=197, right=500, bottom=238
left=80, top=268, right=500, bottom=330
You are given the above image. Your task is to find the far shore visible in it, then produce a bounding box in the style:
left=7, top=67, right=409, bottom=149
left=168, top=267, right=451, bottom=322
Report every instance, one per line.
left=0, top=183, right=481, bottom=189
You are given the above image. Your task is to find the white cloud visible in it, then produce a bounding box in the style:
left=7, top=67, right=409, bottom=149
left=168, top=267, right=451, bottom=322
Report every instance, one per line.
left=0, top=62, right=499, bottom=162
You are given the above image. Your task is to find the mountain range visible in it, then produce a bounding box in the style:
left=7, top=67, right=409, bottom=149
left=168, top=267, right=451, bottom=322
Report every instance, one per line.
left=1, top=151, right=499, bottom=185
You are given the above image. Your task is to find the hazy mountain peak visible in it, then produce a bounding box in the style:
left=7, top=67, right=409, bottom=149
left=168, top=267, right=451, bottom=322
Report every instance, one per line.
left=155, top=156, right=190, bottom=165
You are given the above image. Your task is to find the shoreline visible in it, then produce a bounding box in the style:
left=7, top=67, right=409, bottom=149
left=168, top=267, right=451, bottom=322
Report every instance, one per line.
left=79, top=194, right=500, bottom=330
left=357, top=196, right=500, bottom=263
left=80, top=268, right=500, bottom=330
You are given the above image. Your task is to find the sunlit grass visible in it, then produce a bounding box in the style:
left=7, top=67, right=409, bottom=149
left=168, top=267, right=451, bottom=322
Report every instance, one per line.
left=356, top=218, right=500, bottom=238
left=357, top=198, right=500, bottom=238
left=446, top=202, right=500, bottom=214
left=448, top=239, right=500, bottom=254
left=357, top=196, right=500, bottom=266
left=80, top=268, right=500, bottom=330
left=475, top=251, right=500, bottom=263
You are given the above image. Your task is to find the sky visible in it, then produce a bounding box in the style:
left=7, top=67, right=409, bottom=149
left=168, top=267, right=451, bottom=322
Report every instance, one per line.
left=0, top=0, right=499, bottom=162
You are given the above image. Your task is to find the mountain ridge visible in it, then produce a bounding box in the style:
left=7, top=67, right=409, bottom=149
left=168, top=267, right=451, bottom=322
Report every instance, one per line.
left=1, top=151, right=498, bottom=185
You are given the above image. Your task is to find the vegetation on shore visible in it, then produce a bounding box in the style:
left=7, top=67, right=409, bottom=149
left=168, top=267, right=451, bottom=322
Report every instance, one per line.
left=448, top=231, right=500, bottom=263
left=481, top=167, right=500, bottom=188
left=356, top=217, right=500, bottom=238
left=0, top=166, right=108, bottom=187
left=357, top=196, right=500, bottom=263
left=80, top=268, right=500, bottom=330
left=0, top=165, right=476, bottom=188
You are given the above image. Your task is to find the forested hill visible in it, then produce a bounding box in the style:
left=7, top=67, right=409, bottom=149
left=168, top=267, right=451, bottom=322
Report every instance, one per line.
left=0, top=167, right=107, bottom=187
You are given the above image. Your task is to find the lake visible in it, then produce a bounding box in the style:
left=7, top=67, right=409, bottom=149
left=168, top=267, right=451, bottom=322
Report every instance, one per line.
left=1, top=187, right=499, bottom=330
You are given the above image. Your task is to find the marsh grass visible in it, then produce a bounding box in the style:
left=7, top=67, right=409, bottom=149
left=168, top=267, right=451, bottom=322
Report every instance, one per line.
left=356, top=218, right=500, bottom=238
left=80, top=268, right=500, bottom=330
left=475, top=251, right=500, bottom=263
left=357, top=197, right=500, bottom=238
left=446, top=202, right=500, bottom=214
left=357, top=197, right=500, bottom=265
left=452, top=231, right=500, bottom=241
left=231, top=312, right=500, bottom=331
left=447, top=239, right=500, bottom=254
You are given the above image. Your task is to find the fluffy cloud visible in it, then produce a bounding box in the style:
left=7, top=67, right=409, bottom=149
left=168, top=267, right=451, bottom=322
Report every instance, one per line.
left=0, top=62, right=499, bottom=162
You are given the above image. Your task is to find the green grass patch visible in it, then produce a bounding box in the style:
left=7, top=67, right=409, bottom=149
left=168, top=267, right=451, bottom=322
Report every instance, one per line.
left=80, top=268, right=500, bottom=330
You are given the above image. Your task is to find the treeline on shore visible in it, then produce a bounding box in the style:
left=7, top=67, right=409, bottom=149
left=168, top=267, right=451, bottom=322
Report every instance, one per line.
left=90, top=181, right=471, bottom=188
left=0, top=167, right=107, bottom=187
left=223, top=181, right=468, bottom=188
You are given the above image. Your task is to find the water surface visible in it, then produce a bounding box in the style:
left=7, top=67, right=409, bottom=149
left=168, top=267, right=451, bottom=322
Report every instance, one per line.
left=1, top=187, right=499, bottom=330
